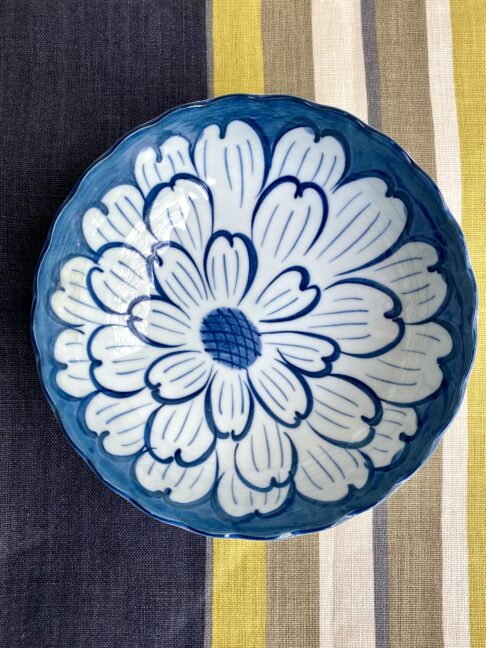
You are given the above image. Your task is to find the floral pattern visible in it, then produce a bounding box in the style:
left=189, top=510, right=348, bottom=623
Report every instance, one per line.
left=51, top=119, right=452, bottom=519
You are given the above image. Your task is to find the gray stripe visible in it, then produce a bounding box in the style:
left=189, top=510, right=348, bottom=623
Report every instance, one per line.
left=373, top=503, right=390, bottom=648
left=361, top=0, right=382, bottom=130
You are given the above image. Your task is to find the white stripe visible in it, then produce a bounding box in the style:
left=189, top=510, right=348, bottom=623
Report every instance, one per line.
left=426, top=0, right=462, bottom=220
left=332, top=513, right=375, bottom=648
left=311, top=0, right=368, bottom=123
left=426, top=2, right=471, bottom=647
left=312, top=4, right=374, bottom=645
left=319, top=530, right=335, bottom=648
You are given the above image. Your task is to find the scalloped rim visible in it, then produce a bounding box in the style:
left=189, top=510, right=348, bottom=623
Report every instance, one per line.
left=31, top=94, right=478, bottom=541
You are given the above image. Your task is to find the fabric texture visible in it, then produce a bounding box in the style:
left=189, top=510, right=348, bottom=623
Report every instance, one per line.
left=1, top=1, right=484, bottom=647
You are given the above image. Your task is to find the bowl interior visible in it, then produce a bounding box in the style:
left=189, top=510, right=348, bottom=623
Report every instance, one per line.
left=34, top=96, right=475, bottom=538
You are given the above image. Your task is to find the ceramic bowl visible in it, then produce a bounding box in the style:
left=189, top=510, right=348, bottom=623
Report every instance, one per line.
left=32, top=95, right=476, bottom=540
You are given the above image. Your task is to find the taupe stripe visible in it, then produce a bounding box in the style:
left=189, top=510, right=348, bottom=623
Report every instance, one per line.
left=266, top=535, right=321, bottom=648
left=374, top=2, right=443, bottom=648
left=375, top=0, right=436, bottom=172
left=261, top=0, right=314, bottom=99
left=262, top=6, right=319, bottom=646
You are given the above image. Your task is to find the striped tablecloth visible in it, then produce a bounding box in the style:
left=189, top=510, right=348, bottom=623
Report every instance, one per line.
left=1, top=1, right=483, bottom=647
left=208, top=2, right=484, bottom=647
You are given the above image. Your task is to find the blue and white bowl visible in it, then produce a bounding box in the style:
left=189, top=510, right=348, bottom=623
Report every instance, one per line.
left=32, top=95, right=477, bottom=540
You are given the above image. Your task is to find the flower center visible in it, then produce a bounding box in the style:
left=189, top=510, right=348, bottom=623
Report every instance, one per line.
left=200, top=308, right=261, bottom=370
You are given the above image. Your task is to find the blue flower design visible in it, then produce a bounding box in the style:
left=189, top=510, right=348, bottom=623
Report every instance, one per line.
left=51, top=119, right=452, bottom=518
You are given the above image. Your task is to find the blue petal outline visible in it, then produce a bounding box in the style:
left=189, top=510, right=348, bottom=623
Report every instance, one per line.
left=127, top=295, right=189, bottom=349
left=269, top=123, right=351, bottom=191
left=257, top=266, right=321, bottom=323
left=210, top=466, right=296, bottom=522
left=189, top=118, right=271, bottom=196
left=87, top=324, right=147, bottom=397
left=305, top=373, right=384, bottom=449
left=142, top=403, right=217, bottom=468
left=340, top=231, right=453, bottom=327
left=144, top=348, right=212, bottom=405
left=261, top=329, right=340, bottom=377
left=376, top=316, right=460, bottom=409
left=322, top=277, right=405, bottom=358
left=131, top=447, right=218, bottom=510
left=85, top=242, right=149, bottom=315
left=204, top=373, right=255, bottom=441
left=251, top=175, right=328, bottom=256
left=142, top=172, right=214, bottom=240
left=150, top=239, right=209, bottom=306
left=247, top=359, right=313, bottom=428
left=203, top=230, right=258, bottom=303
left=234, top=432, right=298, bottom=493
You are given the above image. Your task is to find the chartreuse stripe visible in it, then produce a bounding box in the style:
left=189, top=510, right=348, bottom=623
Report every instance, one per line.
left=210, top=2, right=266, bottom=647
left=450, top=2, right=486, bottom=646
left=212, top=0, right=264, bottom=95
left=211, top=540, right=266, bottom=648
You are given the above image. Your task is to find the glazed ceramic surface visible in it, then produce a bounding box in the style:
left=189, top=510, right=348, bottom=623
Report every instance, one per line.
left=32, top=95, right=476, bottom=539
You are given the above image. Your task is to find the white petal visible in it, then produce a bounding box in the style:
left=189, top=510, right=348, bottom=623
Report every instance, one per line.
left=313, top=177, right=407, bottom=276
left=83, top=184, right=155, bottom=255
left=135, top=451, right=217, bottom=503
left=292, top=427, right=368, bottom=501
left=361, top=406, right=417, bottom=468
left=251, top=179, right=326, bottom=268
left=90, top=325, right=160, bottom=393
left=146, top=177, right=213, bottom=261
left=235, top=410, right=293, bottom=489
left=147, top=350, right=212, bottom=401
left=216, top=438, right=289, bottom=517
left=302, top=281, right=401, bottom=356
left=333, top=322, right=453, bottom=403
left=248, top=351, right=310, bottom=426
left=134, top=136, right=196, bottom=197
left=356, top=242, right=447, bottom=323
left=147, top=391, right=214, bottom=464
left=306, top=375, right=377, bottom=446
left=54, top=328, right=94, bottom=397
left=130, top=297, right=191, bottom=347
left=85, top=389, right=157, bottom=456
left=205, top=233, right=253, bottom=305
left=261, top=331, right=335, bottom=373
left=90, top=246, right=151, bottom=314
left=154, top=245, right=207, bottom=313
left=267, top=127, right=345, bottom=190
left=51, top=256, right=114, bottom=328
left=253, top=268, right=319, bottom=324
left=194, top=121, right=265, bottom=234
left=207, top=368, right=253, bottom=437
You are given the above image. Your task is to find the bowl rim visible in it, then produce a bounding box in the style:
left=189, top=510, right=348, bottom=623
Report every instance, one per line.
left=31, top=93, right=478, bottom=540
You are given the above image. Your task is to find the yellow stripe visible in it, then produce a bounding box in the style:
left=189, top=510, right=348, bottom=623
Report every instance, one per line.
left=211, top=4, right=371, bottom=647
left=450, top=2, right=485, bottom=647
left=211, top=540, right=266, bottom=648
left=212, top=0, right=264, bottom=95
left=210, top=4, right=266, bottom=645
